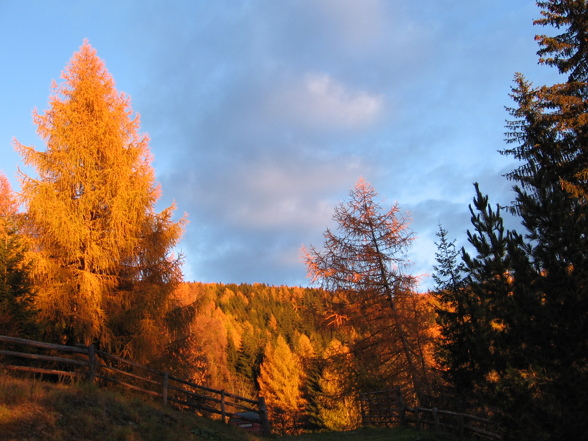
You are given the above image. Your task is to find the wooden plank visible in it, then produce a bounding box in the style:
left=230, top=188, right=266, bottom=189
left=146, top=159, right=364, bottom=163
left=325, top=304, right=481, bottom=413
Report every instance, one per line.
left=96, top=363, right=159, bottom=386
left=166, top=388, right=251, bottom=414
left=167, top=375, right=225, bottom=393
left=221, top=390, right=226, bottom=424
left=95, top=374, right=160, bottom=397
left=413, top=407, right=492, bottom=424
left=465, top=424, right=503, bottom=440
left=166, top=384, right=215, bottom=402
left=165, top=384, right=255, bottom=412
left=87, top=344, right=96, bottom=383
left=167, top=374, right=257, bottom=404
left=163, top=373, right=168, bottom=406
left=0, top=335, right=88, bottom=354
left=4, top=364, right=82, bottom=377
left=168, top=396, right=224, bottom=415
left=0, top=349, right=88, bottom=367
left=258, top=396, right=271, bottom=436
left=435, top=408, right=493, bottom=423
left=169, top=381, right=256, bottom=412
left=96, top=349, right=163, bottom=376
left=219, top=390, right=258, bottom=404
left=222, top=399, right=257, bottom=413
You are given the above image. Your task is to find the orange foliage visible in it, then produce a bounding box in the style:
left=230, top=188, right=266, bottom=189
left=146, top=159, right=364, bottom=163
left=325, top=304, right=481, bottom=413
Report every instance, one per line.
left=0, top=174, right=18, bottom=219
left=13, top=40, right=186, bottom=360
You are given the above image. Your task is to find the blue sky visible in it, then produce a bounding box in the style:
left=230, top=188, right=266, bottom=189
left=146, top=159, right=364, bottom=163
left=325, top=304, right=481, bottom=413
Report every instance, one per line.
left=0, top=1, right=560, bottom=290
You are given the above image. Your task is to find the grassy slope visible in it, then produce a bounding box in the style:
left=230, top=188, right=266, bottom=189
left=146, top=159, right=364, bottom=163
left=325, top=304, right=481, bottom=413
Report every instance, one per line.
left=279, top=427, right=450, bottom=441
left=0, top=375, right=261, bottom=441
left=0, top=375, right=450, bottom=441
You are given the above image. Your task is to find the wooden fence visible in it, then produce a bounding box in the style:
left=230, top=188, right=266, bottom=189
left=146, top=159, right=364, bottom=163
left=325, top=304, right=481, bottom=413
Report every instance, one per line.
left=360, top=389, right=502, bottom=440
left=0, top=335, right=271, bottom=435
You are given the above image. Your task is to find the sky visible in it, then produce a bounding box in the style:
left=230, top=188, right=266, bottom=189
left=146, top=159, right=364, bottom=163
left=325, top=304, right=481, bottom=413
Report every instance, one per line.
left=0, top=1, right=562, bottom=291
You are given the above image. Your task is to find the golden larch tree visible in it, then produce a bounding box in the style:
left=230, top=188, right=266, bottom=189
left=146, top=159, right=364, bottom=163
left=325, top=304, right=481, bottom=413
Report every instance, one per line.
left=312, top=339, right=361, bottom=432
left=304, top=178, right=430, bottom=404
left=258, top=335, right=306, bottom=435
left=14, top=40, right=186, bottom=361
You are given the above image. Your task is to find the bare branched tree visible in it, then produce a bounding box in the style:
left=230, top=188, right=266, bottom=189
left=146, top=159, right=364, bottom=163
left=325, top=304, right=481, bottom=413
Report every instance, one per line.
left=304, top=178, right=429, bottom=403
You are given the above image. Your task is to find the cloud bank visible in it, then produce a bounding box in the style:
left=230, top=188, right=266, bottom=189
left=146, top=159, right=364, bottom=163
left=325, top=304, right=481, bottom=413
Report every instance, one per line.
left=0, top=0, right=557, bottom=289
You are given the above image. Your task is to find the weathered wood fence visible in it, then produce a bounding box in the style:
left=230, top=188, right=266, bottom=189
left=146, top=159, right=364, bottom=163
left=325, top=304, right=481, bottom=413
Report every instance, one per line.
left=360, top=389, right=502, bottom=440
left=0, top=335, right=271, bottom=435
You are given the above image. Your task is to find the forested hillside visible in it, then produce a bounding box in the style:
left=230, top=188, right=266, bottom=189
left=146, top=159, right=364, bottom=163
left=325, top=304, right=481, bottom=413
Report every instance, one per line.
left=168, top=282, right=438, bottom=434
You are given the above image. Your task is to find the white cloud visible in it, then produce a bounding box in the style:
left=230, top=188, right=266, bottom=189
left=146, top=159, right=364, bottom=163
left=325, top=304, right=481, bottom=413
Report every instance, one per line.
left=268, top=73, right=383, bottom=130
left=220, top=157, right=365, bottom=230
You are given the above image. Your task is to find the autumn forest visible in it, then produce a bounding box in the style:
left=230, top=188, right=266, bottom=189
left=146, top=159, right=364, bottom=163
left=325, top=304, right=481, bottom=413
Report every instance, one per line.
left=1, top=2, right=587, bottom=440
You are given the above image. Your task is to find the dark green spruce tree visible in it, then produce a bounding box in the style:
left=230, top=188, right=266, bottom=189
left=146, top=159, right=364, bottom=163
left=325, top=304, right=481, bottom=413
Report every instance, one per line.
left=531, top=0, right=588, bottom=201
left=498, top=1, right=588, bottom=439
left=434, top=187, right=522, bottom=409
left=432, top=225, right=474, bottom=402
left=460, top=185, right=514, bottom=385
left=434, top=1, right=588, bottom=439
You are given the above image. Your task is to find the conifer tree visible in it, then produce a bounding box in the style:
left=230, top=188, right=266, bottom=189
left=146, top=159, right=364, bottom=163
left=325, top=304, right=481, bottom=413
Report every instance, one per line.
left=307, top=340, right=360, bottom=432
left=304, top=178, right=428, bottom=404
left=432, top=225, right=463, bottom=296
left=235, top=336, right=263, bottom=386
left=530, top=0, right=588, bottom=201
left=434, top=191, right=503, bottom=400
left=14, top=41, right=186, bottom=361
left=459, top=185, right=523, bottom=397
left=432, top=2, right=588, bottom=438
left=0, top=174, right=38, bottom=338
left=433, top=225, right=467, bottom=389
left=258, top=335, right=306, bottom=435
left=496, top=1, right=588, bottom=437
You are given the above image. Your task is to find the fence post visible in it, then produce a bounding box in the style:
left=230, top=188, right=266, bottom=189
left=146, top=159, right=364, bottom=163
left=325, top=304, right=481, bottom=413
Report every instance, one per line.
left=258, top=396, right=271, bottom=436
left=87, top=344, right=96, bottom=383
left=458, top=413, right=465, bottom=439
left=359, top=393, right=367, bottom=426
left=433, top=407, right=440, bottom=431
left=221, top=390, right=226, bottom=424
left=395, top=387, right=406, bottom=426
left=162, top=372, right=168, bottom=406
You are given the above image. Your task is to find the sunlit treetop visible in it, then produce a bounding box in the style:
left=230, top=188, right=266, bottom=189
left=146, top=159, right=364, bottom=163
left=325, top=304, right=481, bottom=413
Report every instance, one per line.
left=13, top=40, right=185, bottom=354
left=535, top=0, right=588, bottom=82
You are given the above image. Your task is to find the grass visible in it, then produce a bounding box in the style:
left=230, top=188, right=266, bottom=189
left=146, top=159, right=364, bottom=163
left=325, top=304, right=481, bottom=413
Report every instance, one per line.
left=278, top=427, right=451, bottom=441
left=0, top=374, right=452, bottom=441
left=0, top=374, right=261, bottom=441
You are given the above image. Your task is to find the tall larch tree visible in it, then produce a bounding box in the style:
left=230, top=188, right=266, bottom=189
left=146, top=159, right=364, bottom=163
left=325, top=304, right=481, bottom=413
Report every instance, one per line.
left=307, top=339, right=360, bottom=432
left=304, top=178, right=429, bottom=404
left=257, top=335, right=306, bottom=435
left=14, top=41, right=186, bottom=362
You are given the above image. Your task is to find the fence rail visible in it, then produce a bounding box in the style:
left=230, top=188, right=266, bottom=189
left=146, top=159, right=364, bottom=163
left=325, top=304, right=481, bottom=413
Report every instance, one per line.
left=360, top=389, right=502, bottom=440
left=0, top=335, right=271, bottom=435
